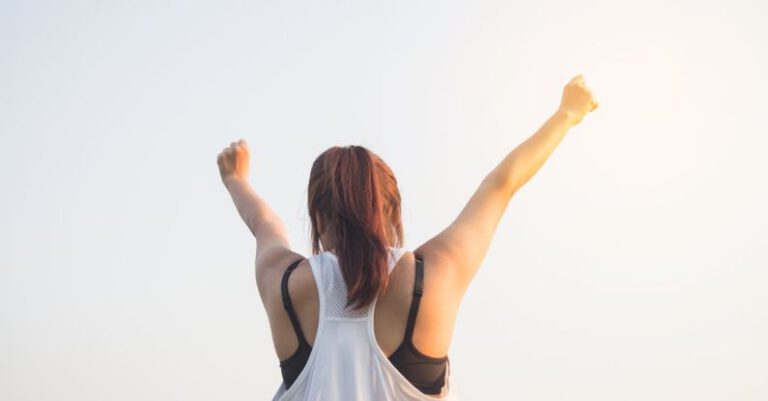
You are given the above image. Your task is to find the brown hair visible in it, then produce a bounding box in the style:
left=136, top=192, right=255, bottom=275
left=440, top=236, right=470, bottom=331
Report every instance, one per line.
left=307, top=145, right=404, bottom=310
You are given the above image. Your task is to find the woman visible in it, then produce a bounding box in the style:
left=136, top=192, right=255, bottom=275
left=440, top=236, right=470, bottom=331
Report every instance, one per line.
left=217, top=74, right=598, bottom=400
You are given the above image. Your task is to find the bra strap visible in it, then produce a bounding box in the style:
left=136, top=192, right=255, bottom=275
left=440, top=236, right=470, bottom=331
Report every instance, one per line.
left=281, top=258, right=310, bottom=346
left=403, top=253, right=425, bottom=341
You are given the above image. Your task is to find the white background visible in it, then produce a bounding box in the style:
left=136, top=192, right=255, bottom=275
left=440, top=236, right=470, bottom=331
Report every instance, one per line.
left=1, top=1, right=766, bottom=400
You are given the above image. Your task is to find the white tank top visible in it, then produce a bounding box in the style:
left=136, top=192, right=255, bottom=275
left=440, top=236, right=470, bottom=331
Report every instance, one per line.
left=271, top=246, right=460, bottom=401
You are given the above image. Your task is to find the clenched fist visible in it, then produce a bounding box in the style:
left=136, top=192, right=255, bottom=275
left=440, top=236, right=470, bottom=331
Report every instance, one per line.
left=217, top=138, right=250, bottom=186
left=558, top=74, right=599, bottom=126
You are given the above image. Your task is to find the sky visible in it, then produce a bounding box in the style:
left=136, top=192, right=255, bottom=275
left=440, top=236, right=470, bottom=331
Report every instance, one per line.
left=1, top=0, right=766, bottom=400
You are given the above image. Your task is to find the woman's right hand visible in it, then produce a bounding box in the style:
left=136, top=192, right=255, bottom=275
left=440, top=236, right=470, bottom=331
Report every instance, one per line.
left=558, top=74, right=598, bottom=126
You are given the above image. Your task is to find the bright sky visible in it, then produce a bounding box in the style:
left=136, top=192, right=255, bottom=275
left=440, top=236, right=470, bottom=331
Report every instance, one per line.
left=1, top=1, right=766, bottom=400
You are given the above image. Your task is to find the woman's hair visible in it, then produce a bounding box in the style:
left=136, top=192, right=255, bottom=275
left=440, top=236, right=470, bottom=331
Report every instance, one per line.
left=307, top=145, right=404, bottom=310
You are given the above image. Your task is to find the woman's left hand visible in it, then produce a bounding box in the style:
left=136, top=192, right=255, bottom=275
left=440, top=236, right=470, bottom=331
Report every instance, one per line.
left=217, top=139, right=250, bottom=186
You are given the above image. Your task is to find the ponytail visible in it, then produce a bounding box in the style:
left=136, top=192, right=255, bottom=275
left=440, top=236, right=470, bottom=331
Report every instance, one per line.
left=308, top=145, right=403, bottom=310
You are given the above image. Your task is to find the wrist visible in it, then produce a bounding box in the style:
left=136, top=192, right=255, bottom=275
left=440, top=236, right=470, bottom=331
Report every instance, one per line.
left=223, top=175, right=248, bottom=190
left=553, top=109, right=576, bottom=126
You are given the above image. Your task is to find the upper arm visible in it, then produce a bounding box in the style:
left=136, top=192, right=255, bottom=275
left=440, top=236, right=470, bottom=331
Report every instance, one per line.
left=252, top=213, right=292, bottom=256
left=252, top=217, right=301, bottom=297
left=415, top=177, right=513, bottom=298
left=254, top=244, right=305, bottom=306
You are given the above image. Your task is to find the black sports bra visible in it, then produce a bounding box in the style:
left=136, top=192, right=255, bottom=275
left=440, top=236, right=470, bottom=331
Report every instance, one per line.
left=278, top=253, right=449, bottom=395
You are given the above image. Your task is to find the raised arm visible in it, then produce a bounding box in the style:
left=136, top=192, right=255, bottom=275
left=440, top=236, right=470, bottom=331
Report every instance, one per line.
left=217, top=139, right=292, bottom=257
left=487, top=74, right=598, bottom=196
left=415, top=74, right=599, bottom=297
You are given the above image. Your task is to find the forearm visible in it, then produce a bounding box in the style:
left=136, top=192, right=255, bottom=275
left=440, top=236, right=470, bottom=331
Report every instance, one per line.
left=485, top=109, right=575, bottom=196
left=224, top=177, right=285, bottom=240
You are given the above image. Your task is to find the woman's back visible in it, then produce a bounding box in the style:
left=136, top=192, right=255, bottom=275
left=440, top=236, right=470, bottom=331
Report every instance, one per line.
left=268, top=172, right=524, bottom=371
left=269, top=246, right=461, bottom=400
